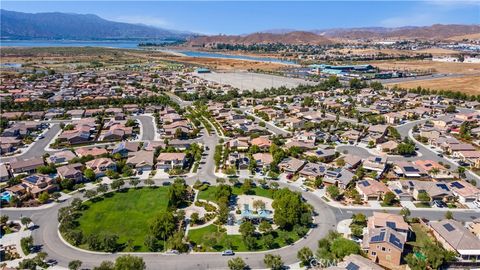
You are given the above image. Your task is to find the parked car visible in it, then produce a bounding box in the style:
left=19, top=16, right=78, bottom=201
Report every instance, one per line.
left=432, top=200, right=447, bottom=208
left=222, top=250, right=234, bottom=256
left=437, top=153, right=443, bottom=158
left=458, top=161, right=470, bottom=167
left=473, top=200, right=480, bottom=208
left=286, top=173, right=293, bottom=180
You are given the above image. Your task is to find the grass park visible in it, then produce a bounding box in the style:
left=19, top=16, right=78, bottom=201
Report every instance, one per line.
left=75, top=187, right=170, bottom=252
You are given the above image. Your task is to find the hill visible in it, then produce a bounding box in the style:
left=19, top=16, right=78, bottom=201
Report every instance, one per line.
left=317, top=24, right=480, bottom=40
left=0, top=9, right=191, bottom=40
left=188, top=31, right=333, bottom=46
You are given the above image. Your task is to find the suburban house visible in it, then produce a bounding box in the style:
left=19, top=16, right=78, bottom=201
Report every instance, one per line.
left=363, top=227, right=406, bottom=268
left=356, top=180, right=390, bottom=201
left=278, top=157, right=306, bottom=173
left=252, top=153, right=273, bottom=171
left=393, top=161, right=428, bottom=178
left=156, top=153, right=187, bottom=170
left=250, top=136, right=272, bottom=149
left=377, top=140, right=398, bottom=153
left=363, top=156, right=387, bottom=176
left=111, top=141, right=140, bottom=157
left=21, top=174, right=57, bottom=198
left=85, top=158, right=117, bottom=178
left=448, top=181, right=480, bottom=203
left=56, top=163, right=83, bottom=183
left=430, top=220, right=480, bottom=261
left=9, top=157, right=45, bottom=174
left=126, top=150, right=154, bottom=172
left=48, top=150, right=77, bottom=165
left=323, top=168, right=355, bottom=190
left=342, top=154, right=362, bottom=170
left=413, top=160, right=453, bottom=179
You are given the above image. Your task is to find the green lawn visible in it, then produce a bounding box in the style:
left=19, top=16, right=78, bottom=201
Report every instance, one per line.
left=414, top=202, right=431, bottom=208
left=232, top=186, right=274, bottom=199
left=198, top=185, right=274, bottom=204
left=188, top=224, right=300, bottom=252
left=408, top=223, right=434, bottom=248
left=76, top=187, right=169, bottom=252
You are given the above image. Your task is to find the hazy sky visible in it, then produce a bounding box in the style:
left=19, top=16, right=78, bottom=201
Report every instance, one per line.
left=2, top=1, right=479, bottom=34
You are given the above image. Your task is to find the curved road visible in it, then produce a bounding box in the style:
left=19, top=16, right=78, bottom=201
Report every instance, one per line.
left=3, top=100, right=479, bottom=269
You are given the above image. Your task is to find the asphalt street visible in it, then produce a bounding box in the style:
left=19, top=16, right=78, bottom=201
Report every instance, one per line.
left=2, top=99, right=479, bottom=269
left=133, top=115, right=156, bottom=141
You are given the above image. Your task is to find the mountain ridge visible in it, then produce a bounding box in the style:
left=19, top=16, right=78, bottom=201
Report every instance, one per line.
left=0, top=9, right=193, bottom=40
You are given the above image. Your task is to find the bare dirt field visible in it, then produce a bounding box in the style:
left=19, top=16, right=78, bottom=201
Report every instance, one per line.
left=330, top=47, right=460, bottom=56
left=196, top=71, right=315, bottom=91
left=371, top=59, right=480, bottom=74
left=385, top=75, right=480, bottom=95
left=159, top=55, right=287, bottom=71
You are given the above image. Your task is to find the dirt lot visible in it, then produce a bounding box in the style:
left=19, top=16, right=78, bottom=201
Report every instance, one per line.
left=371, top=59, right=480, bottom=74
left=1, top=47, right=287, bottom=72
left=385, top=75, right=480, bottom=95
left=196, top=71, right=315, bottom=91
left=329, top=47, right=460, bottom=56
left=158, top=54, right=287, bottom=71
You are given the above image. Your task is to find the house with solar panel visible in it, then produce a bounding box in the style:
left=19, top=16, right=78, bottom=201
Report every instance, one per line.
left=362, top=226, right=406, bottom=268
left=448, top=180, right=480, bottom=204
left=430, top=220, right=480, bottom=261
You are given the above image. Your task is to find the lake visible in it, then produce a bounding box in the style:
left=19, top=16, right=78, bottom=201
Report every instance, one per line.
left=1, top=40, right=147, bottom=48
left=0, top=40, right=297, bottom=65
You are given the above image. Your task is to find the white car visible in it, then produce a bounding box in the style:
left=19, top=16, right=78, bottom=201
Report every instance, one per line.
left=473, top=200, right=480, bottom=208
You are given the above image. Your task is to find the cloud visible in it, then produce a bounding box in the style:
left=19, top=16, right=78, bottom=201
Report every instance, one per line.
left=109, top=15, right=170, bottom=28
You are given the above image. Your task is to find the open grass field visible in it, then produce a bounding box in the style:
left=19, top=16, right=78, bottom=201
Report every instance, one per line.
left=386, top=75, right=480, bottom=95
left=76, top=187, right=169, bottom=252
left=188, top=224, right=300, bottom=252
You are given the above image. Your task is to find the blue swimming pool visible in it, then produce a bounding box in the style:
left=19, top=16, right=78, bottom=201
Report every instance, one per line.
left=1, top=191, right=11, bottom=202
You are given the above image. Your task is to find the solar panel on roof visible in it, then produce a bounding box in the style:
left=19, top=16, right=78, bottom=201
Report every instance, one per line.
left=443, top=223, right=455, bottom=232
left=386, top=221, right=396, bottom=229
left=394, top=189, right=402, bottom=194
left=451, top=182, right=465, bottom=189
left=371, top=231, right=386, bottom=242
left=375, top=157, right=382, bottom=162
left=346, top=262, right=360, bottom=270
left=404, top=166, right=419, bottom=172
left=361, top=181, right=370, bottom=187
left=389, top=233, right=404, bottom=249
left=436, top=184, right=450, bottom=191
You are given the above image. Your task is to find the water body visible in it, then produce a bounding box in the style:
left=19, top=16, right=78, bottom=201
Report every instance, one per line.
left=177, top=50, right=297, bottom=65
left=1, top=40, right=146, bottom=48
left=0, top=40, right=296, bottom=65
